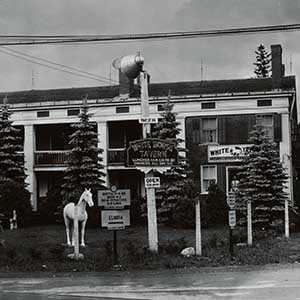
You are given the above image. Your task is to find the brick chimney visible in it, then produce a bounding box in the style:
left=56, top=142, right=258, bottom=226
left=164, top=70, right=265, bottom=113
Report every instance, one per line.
left=119, top=70, right=134, bottom=97
left=271, top=44, right=285, bottom=89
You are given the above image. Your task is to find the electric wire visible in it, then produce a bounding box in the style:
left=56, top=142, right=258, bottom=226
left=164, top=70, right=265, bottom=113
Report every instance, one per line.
left=0, top=46, right=119, bottom=84
left=0, top=48, right=116, bottom=84
left=0, top=23, right=299, bottom=45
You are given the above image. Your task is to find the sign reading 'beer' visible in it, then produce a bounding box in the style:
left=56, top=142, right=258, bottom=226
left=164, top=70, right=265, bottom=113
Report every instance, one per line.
left=127, top=138, right=178, bottom=167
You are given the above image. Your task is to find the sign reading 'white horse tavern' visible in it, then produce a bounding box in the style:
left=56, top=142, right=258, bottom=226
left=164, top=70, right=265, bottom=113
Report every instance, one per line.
left=208, top=144, right=253, bottom=163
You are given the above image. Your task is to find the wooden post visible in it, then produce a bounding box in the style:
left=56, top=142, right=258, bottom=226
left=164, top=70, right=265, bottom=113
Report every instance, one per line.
left=140, top=71, right=158, bottom=253
left=285, top=199, right=289, bottom=238
left=146, top=173, right=158, bottom=253
left=247, top=200, right=253, bottom=246
left=195, top=199, right=202, bottom=256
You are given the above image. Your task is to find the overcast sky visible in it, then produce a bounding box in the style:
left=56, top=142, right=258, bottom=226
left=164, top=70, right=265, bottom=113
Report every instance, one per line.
left=0, top=0, right=299, bottom=92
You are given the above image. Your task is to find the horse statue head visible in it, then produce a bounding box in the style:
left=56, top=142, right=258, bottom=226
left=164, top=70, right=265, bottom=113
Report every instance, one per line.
left=80, top=188, right=94, bottom=207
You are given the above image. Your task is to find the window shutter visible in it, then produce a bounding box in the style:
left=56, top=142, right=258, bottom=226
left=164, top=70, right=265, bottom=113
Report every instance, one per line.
left=185, top=118, right=193, bottom=145
left=217, top=164, right=225, bottom=190
left=218, top=116, right=226, bottom=144
left=274, top=113, right=282, bottom=142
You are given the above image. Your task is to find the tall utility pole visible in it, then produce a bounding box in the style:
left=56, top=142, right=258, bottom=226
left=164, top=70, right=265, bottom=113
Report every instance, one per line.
left=113, top=53, right=159, bottom=253
left=140, top=71, right=158, bottom=252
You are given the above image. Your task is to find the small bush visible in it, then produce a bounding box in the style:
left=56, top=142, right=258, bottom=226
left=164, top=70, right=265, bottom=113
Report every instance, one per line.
left=164, top=256, right=186, bottom=269
left=124, top=240, right=144, bottom=264
left=161, top=237, right=188, bottom=255
left=206, top=184, right=227, bottom=226
left=49, top=244, right=65, bottom=261
left=0, top=182, right=32, bottom=227
left=28, top=247, right=42, bottom=260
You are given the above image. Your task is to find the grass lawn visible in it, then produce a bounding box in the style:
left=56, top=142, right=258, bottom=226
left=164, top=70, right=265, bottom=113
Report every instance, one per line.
left=0, top=224, right=300, bottom=272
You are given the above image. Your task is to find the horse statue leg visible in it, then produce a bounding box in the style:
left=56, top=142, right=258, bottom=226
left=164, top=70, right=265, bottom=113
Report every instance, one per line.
left=63, top=211, right=72, bottom=247
left=80, top=220, right=87, bottom=247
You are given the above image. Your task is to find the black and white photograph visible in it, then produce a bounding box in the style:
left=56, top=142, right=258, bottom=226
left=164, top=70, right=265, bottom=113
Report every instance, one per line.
left=0, top=0, right=300, bottom=299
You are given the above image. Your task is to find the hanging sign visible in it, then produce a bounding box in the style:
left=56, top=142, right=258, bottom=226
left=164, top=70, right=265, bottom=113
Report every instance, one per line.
left=145, top=177, right=160, bottom=188
left=127, top=138, right=178, bottom=167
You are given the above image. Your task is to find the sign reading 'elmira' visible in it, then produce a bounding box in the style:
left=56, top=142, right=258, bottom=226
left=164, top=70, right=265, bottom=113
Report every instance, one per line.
left=208, top=144, right=253, bottom=162
left=127, top=138, right=178, bottom=167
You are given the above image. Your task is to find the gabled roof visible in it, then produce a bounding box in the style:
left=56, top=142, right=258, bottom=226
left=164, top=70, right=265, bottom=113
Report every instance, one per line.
left=1, top=76, right=296, bottom=104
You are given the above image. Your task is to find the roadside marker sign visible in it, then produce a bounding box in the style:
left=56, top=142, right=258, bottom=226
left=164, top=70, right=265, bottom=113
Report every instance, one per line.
left=228, top=210, right=236, bottom=227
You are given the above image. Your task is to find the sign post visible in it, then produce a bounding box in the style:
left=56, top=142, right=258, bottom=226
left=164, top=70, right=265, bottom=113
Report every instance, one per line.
left=99, top=186, right=131, bottom=268
left=195, top=199, right=202, bottom=256
left=227, top=192, right=236, bottom=258
left=247, top=200, right=253, bottom=246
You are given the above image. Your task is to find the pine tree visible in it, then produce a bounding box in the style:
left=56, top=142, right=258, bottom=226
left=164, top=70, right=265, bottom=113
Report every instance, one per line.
left=0, top=98, right=27, bottom=185
left=236, top=124, right=288, bottom=231
left=254, top=44, right=271, bottom=78
left=152, top=93, right=197, bottom=228
left=0, top=98, right=32, bottom=225
left=62, top=99, right=106, bottom=201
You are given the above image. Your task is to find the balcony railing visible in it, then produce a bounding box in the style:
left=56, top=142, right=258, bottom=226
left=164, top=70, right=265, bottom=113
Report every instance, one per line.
left=35, top=149, right=128, bottom=167
left=35, top=151, right=70, bottom=167
left=107, top=148, right=126, bottom=165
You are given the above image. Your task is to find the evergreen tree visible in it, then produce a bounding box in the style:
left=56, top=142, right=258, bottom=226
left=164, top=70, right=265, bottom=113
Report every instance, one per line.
left=236, top=124, right=288, bottom=231
left=62, top=99, right=106, bottom=201
left=0, top=98, right=32, bottom=225
left=152, top=93, right=197, bottom=228
left=254, top=44, right=271, bottom=78
left=0, top=98, right=27, bottom=185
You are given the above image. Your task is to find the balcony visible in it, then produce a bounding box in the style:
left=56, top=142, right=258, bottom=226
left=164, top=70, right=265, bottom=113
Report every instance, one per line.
left=107, top=149, right=126, bottom=165
left=35, top=151, right=70, bottom=167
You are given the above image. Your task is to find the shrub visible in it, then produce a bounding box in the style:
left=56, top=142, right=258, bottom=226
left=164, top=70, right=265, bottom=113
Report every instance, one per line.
left=39, top=185, right=63, bottom=224
left=131, top=196, right=146, bottom=226
left=205, top=184, right=227, bottom=226
left=0, top=182, right=32, bottom=227
left=161, top=237, right=188, bottom=255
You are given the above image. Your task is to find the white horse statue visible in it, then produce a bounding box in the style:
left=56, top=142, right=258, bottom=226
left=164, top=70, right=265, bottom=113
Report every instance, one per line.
left=63, top=188, right=94, bottom=247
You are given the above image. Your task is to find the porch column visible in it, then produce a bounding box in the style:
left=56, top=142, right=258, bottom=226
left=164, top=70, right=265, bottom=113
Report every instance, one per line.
left=97, top=121, right=109, bottom=188
left=177, top=117, right=186, bottom=154
left=24, top=124, right=37, bottom=210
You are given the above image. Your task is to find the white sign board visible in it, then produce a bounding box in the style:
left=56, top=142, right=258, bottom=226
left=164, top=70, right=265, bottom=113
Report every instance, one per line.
left=228, top=210, right=236, bottom=227
left=98, top=189, right=130, bottom=209
left=227, top=192, right=236, bottom=209
left=208, top=144, right=253, bottom=162
left=139, top=117, right=158, bottom=124
left=101, top=209, right=130, bottom=230
left=145, top=177, right=161, bottom=189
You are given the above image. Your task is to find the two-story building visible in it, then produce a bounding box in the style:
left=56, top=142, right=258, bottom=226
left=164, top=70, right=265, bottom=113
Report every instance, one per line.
left=3, top=44, right=298, bottom=211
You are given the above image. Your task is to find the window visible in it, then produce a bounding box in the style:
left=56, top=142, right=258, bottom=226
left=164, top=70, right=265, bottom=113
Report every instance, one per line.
left=116, top=106, right=129, bottom=113
left=37, top=111, right=49, bottom=118
left=201, top=102, right=216, bottom=109
left=67, top=108, right=80, bottom=116
left=257, top=115, right=274, bottom=140
left=202, top=118, right=217, bottom=143
left=257, top=99, right=272, bottom=107
left=201, top=165, right=217, bottom=193
left=157, top=104, right=164, bottom=111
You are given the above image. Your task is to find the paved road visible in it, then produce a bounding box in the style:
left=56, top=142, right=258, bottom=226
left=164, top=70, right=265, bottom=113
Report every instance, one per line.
left=1, top=264, right=300, bottom=299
